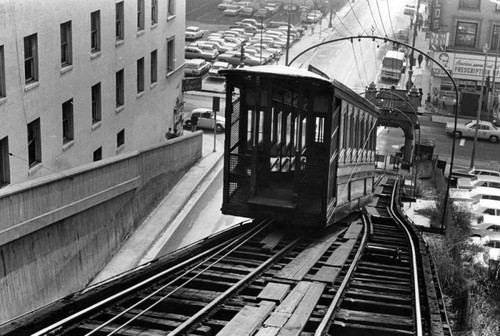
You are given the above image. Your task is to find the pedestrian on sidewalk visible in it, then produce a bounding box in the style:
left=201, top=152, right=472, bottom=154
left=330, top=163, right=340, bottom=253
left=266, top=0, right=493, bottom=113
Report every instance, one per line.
left=425, top=93, right=431, bottom=110
left=417, top=53, right=423, bottom=68
left=190, top=114, right=198, bottom=132
left=432, top=94, right=440, bottom=113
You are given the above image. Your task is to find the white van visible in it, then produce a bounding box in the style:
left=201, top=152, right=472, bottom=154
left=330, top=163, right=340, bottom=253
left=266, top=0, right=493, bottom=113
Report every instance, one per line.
left=381, top=50, right=406, bottom=80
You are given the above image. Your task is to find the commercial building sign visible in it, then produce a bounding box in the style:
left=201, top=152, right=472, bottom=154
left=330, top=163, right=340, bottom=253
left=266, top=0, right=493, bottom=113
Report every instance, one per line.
left=431, top=51, right=500, bottom=81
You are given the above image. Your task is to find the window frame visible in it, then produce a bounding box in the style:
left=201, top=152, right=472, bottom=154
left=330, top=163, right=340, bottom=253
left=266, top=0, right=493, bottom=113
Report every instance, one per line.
left=492, top=24, right=500, bottom=50
left=116, top=1, right=124, bottom=41
left=455, top=21, right=478, bottom=48
left=167, top=37, right=175, bottom=73
left=151, top=0, right=158, bottom=24
left=62, top=99, right=74, bottom=144
left=60, top=21, right=72, bottom=67
left=24, top=33, right=38, bottom=84
left=27, top=118, right=42, bottom=167
left=137, top=0, right=145, bottom=31
left=0, top=45, right=5, bottom=97
left=91, top=10, right=101, bottom=53
left=168, top=0, right=175, bottom=18
left=93, top=147, right=102, bottom=161
left=137, top=57, right=145, bottom=93
left=151, top=50, right=158, bottom=84
left=91, top=82, right=102, bottom=124
left=117, top=129, right=125, bottom=148
left=116, top=69, right=125, bottom=107
left=459, top=0, right=481, bottom=9
left=0, top=136, right=10, bottom=187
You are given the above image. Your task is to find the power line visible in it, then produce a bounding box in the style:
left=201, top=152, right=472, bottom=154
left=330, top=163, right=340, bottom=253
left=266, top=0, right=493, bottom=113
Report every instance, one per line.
left=366, top=0, right=382, bottom=35
left=333, top=11, right=354, bottom=36
left=357, top=39, right=370, bottom=84
left=348, top=1, right=368, bottom=35
left=385, top=0, right=396, bottom=38
left=375, top=0, right=388, bottom=36
left=350, top=40, right=365, bottom=88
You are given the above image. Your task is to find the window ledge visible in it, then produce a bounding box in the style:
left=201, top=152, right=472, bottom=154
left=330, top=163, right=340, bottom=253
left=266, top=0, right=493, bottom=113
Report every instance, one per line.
left=150, top=82, right=158, bottom=89
left=62, top=140, right=75, bottom=151
left=0, top=97, right=6, bottom=106
left=116, top=105, right=125, bottom=114
left=151, top=23, right=158, bottom=29
left=90, top=51, right=102, bottom=60
left=28, top=162, right=43, bottom=175
left=167, top=14, right=176, bottom=21
left=136, top=91, right=145, bottom=99
left=91, top=120, right=102, bottom=131
left=60, top=65, right=73, bottom=74
left=24, top=81, right=40, bottom=92
left=116, top=145, right=125, bottom=154
left=115, top=39, right=125, bottom=47
left=137, top=30, right=145, bottom=37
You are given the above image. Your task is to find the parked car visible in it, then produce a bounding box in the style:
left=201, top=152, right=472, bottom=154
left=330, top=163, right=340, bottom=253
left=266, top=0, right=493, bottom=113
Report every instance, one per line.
left=451, top=187, right=500, bottom=203
left=473, top=199, right=500, bottom=217
left=185, top=46, right=217, bottom=61
left=451, top=167, right=500, bottom=184
left=241, top=19, right=266, bottom=29
left=457, top=175, right=500, bottom=190
left=185, top=26, right=205, bottom=41
left=470, top=223, right=500, bottom=244
left=445, top=120, right=500, bottom=143
left=254, top=8, right=269, bottom=18
left=223, top=4, right=242, bottom=16
left=207, top=37, right=240, bottom=51
left=184, top=59, right=212, bottom=77
left=217, top=51, right=245, bottom=66
left=251, top=42, right=283, bottom=56
left=203, top=40, right=236, bottom=53
left=244, top=47, right=274, bottom=63
left=240, top=7, right=255, bottom=16
left=209, top=61, right=232, bottom=79
left=185, top=108, right=226, bottom=132
left=218, top=0, right=235, bottom=10
left=189, top=42, right=220, bottom=56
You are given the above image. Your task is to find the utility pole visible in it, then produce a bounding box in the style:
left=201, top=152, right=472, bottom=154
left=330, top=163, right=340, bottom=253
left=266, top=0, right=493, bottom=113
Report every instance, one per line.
left=490, top=31, right=500, bottom=117
left=328, top=0, right=333, bottom=28
left=285, top=0, right=293, bottom=66
left=407, top=1, right=420, bottom=91
left=471, top=44, right=489, bottom=169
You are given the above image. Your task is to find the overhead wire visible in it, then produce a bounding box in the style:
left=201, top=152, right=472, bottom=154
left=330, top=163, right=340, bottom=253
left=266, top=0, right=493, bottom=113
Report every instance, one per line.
left=385, top=0, right=396, bottom=38
left=350, top=40, right=365, bottom=88
left=375, top=0, right=388, bottom=37
left=357, top=39, right=370, bottom=85
left=348, top=0, right=368, bottom=35
left=333, top=11, right=354, bottom=36
left=366, top=0, right=382, bottom=35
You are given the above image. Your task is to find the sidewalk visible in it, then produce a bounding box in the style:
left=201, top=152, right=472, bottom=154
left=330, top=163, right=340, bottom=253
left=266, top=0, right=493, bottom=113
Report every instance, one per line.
left=91, top=132, right=224, bottom=284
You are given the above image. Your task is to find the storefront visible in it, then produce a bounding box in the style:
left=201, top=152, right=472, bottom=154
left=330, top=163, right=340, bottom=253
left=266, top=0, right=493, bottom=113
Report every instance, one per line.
left=430, top=50, right=500, bottom=117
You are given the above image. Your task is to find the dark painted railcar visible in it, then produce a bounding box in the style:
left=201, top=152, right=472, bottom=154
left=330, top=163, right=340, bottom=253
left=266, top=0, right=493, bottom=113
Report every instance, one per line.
left=220, top=65, right=379, bottom=229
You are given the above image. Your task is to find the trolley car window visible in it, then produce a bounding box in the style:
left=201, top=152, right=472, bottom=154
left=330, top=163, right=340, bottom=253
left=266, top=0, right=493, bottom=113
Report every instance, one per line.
left=315, top=117, right=324, bottom=143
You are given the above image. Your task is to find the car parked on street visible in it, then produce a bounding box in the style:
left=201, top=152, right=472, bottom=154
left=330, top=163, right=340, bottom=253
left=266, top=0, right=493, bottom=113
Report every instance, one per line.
left=185, top=46, right=217, bottom=61
left=446, top=120, right=500, bottom=143
left=451, top=167, right=500, bottom=184
left=184, top=59, right=212, bottom=77
left=223, top=4, right=242, bottom=16
left=241, top=18, right=266, bottom=29
left=254, top=8, right=269, bottom=18
left=218, top=0, right=235, bottom=10
left=470, top=223, right=500, bottom=244
left=203, top=40, right=236, bottom=53
left=208, top=61, right=232, bottom=79
left=457, top=175, right=500, bottom=190
left=240, top=7, right=255, bottom=16
left=185, top=108, right=226, bottom=132
left=189, top=42, right=220, bottom=57
left=185, top=26, right=205, bottom=41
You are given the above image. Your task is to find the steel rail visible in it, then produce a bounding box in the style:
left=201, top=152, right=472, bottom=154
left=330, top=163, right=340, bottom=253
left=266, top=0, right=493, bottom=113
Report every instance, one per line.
left=89, top=221, right=272, bottom=336
left=32, top=220, right=269, bottom=336
left=388, top=178, right=423, bottom=336
left=314, top=212, right=369, bottom=336
left=166, top=236, right=303, bottom=336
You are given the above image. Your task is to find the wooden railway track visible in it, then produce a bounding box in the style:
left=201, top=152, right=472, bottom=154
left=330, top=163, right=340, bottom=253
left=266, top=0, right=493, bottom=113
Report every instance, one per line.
left=2, top=179, right=451, bottom=336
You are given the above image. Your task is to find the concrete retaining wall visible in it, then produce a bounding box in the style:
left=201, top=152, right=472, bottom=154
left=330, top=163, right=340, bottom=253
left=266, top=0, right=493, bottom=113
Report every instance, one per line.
left=0, top=132, right=202, bottom=323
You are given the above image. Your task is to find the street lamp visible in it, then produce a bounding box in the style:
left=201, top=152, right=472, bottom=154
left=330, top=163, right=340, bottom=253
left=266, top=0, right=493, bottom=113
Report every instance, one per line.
left=470, top=43, right=490, bottom=169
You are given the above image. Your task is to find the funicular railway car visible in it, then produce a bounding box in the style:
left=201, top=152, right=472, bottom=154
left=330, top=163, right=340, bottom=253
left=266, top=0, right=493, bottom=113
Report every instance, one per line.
left=220, top=65, right=380, bottom=229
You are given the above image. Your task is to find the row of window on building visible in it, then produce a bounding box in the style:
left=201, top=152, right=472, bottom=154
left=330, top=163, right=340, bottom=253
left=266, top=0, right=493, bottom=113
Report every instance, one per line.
left=0, top=120, right=126, bottom=187
left=0, top=0, right=176, bottom=98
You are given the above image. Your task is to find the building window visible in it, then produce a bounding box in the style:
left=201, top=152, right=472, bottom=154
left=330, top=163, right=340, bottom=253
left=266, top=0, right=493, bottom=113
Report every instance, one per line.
left=93, top=147, right=102, bottom=161
left=151, top=50, right=157, bottom=84
left=137, top=0, right=145, bottom=31
left=0, top=46, right=5, bottom=97
left=117, top=129, right=125, bottom=148
left=459, top=0, right=480, bottom=9
left=62, top=99, right=74, bottom=144
left=0, top=136, right=10, bottom=186
left=167, top=37, right=175, bottom=73
left=27, top=118, right=41, bottom=166
left=455, top=22, right=477, bottom=47
left=492, top=25, right=500, bottom=50
left=151, top=0, right=158, bottom=24
left=24, top=34, right=38, bottom=84
left=168, top=0, right=175, bottom=17
left=116, top=1, right=124, bottom=41
left=116, top=69, right=124, bottom=107
left=137, top=57, right=145, bottom=93
left=60, top=21, right=72, bottom=67
left=92, top=83, right=101, bottom=123
left=91, top=10, right=101, bottom=53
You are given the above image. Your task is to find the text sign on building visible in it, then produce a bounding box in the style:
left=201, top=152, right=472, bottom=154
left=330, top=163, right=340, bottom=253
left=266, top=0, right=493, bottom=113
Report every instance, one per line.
left=429, top=32, right=448, bottom=51
left=431, top=51, right=500, bottom=81
left=431, top=51, right=454, bottom=77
